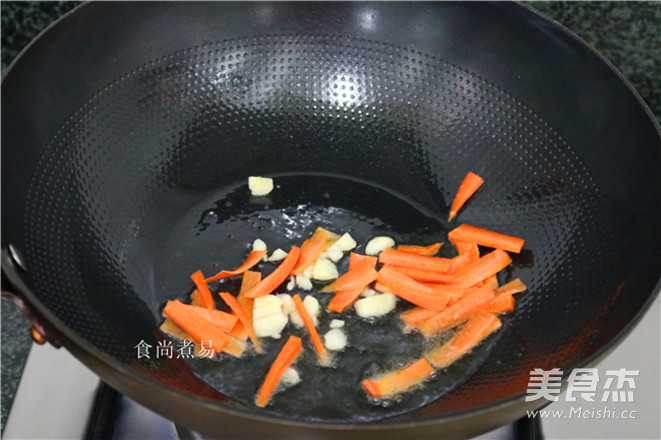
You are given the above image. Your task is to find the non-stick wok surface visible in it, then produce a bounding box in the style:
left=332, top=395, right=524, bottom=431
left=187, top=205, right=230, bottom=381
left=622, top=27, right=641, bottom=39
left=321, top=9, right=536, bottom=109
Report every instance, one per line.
left=2, top=0, right=660, bottom=433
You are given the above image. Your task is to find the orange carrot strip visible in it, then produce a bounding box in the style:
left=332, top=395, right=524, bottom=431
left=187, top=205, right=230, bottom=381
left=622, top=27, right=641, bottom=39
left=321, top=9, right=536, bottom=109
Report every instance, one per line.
left=451, top=249, right=512, bottom=288
left=188, top=306, right=239, bottom=332
left=205, top=250, right=268, bottom=283
left=293, top=294, right=328, bottom=362
left=291, top=227, right=339, bottom=275
left=160, top=318, right=245, bottom=358
left=246, top=246, right=301, bottom=298
left=448, top=172, right=484, bottom=221
left=231, top=271, right=262, bottom=340
left=190, top=270, right=215, bottom=310
left=322, top=254, right=378, bottom=293
left=396, top=243, right=443, bottom=256
left=328, top=285, right=365, bottom=313
left=418, top=285, right=496, bottom=336
left=164, top=300, right=230, bottom=353
left=190, top=289, right=205, bottom=308
left=448, top=224, right=524, bottom=253
left=447, top=251, right=473, bottom=275
left=377, top=266, right=457, bottom=311
left=383, top=265, right=455, bottom=284
left=373, top=281, right=391, bottom=293
left=401, top=307, right=437, bottom=328
left=218, top=292, right=262, bottom=352
left=486, top=294, right=515, bottom=314
left=362, top=358, right=435, bottom=399
left=484, top=279, right=527, bottom=314
left=379, top=249, right=452, bottom=273
left=349, top=252, right=378, bottom=270
left=483, top=274, right=499, bottom=289
left=495, top=278, right=527, bottom=296
left=453, top=240, right=475, bottom=254
left=426, top=311, right=501, bottom=368
left=255, top=336, right=303, bottom=407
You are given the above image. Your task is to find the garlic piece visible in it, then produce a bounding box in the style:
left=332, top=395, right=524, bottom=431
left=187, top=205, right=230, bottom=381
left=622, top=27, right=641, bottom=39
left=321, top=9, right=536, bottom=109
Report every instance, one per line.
left=252, top=238, right=267, bottom=252
left=289, top=295, right=320, bottom=327
left=324, top=328, right=347, bottom=351
left=329, top=319, right=345, bottom=329
left=365, top=236, right=395, bottom=256
left=248, top=176, right=274, bottom=196
left=295, top=275, right=313, bottom=290
left=329, top=233, right=357, bottom=252
left=252, top=295, right=288, bottom=338
left=354, top=292, right=397, bottom=318
left=267, top=248, right=288, bottom=262
left=361, top=287, right=377, bottom=298
left=312, top=258, right=339, bottom=281
left=324, top=249, right=344, bottom=263
left=282, top=367, right=301, bottom=386
left=286, top=276, right=296, bottom=291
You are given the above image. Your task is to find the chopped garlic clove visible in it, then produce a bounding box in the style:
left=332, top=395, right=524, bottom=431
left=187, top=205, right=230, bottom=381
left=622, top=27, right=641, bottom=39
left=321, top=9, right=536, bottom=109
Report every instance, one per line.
left=281, top=367, right=301, bottom=386
left=324, top=250, right=344, bottom=263
left=354, top=292, right=397, bottom=318
left=289, top=295, right=320, bottom=327
left=248, top=176, right=274, bottom=196
left=324, top=328, right=347, bottom=351
left=365, top=236, right=395, bottom=256
left=253, top=295, right=288, bottom=338
left=361, top=288, right=377, bottom=298
left=329, top=319, right=345, bottom=329
left=303, top=265, right=314, bottom=278
left=295, top=275, right=313, bottom=290
left=286, top=276, right=296, bottom=291
left=329, top=233, right=357, bottom=252
left=312, top=258, right=339, bottom=281
left=267, top=248, right=288, bottom=262
left=252, top=238, right=267, bottom=252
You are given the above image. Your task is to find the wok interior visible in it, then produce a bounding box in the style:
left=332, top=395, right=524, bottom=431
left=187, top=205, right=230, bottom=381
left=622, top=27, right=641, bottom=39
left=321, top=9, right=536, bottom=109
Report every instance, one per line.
left=4, top=2, right=660, bottom=424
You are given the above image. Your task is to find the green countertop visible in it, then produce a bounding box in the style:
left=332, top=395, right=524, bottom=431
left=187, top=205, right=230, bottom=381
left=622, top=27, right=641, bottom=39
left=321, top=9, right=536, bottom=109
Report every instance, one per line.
left=1, top=1, right=660, bottom=433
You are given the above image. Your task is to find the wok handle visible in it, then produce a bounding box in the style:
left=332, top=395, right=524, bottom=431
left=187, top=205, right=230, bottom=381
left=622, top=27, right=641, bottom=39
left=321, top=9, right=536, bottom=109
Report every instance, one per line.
left=1, top=270, right=61, bottom=347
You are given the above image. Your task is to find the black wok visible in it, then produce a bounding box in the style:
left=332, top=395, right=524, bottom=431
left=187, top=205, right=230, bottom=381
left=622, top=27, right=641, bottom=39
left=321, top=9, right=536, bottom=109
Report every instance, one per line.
left=2, top=2, right=660, bottom=438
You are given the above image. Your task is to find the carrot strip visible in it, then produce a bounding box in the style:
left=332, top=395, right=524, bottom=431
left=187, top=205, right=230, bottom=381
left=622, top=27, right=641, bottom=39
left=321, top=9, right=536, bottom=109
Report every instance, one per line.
left=486, top=294, right=515, bottom=314
left=246, top=246, right=301, bottom=298
left=418, top=285, right=496, bottom=336
left=447, top=243, right=479, bottom=275
left=377, top=266, right=458, bottom=311
left=293, top=294, right=328, bottom=362
left=190, top=289, right=205, bottom=308
left=349, top=252, right=378, bottom=270
left=448, top=224, right=524, bottom=253
left=378, top=249, right=452, bottom=273
left=205, top=250, right=267, bottom=283
left=451, top=249, right=512, bottom=288
left=485, top=279, right=527, bottom=314
left=231, top=271, right=262, bottom=340
left=480, top=274, right=499, bottom=289
left=362, top=358, right=435, bottom=399
left=373, top=281, right=391, bottom=293
left=448, top=172, right=484, bottom=221
left=291, top=227, right=339, bottom=275
left=495, top=278, right=527, bottom=296
left=255, top=336, right=303, bottom=407
left=190, top=270, right=215, bottom=310
left=164, top=300, right=230, bottom=353
left=323, top=255, right=378, bottom=293
left=401, top=307, right=437, bottom=328
left=328, top=285, right=366, bottom=313
left=396, top=243, right=443, bottom=256
left=218, top=292, right=262, bottom=352
left=160, top=317, right=246, bottom=357
left=453, top=240, right=475, bottom=254
left=189, top=306, right=239, bottom=332
left=425, top=311, right=501, bottom=368
left=382, top=265, right=455, bottom=284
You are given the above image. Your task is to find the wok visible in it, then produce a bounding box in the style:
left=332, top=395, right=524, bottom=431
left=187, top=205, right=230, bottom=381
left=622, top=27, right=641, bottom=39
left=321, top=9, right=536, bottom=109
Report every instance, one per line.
left=2, top=2, right=660, bottom=438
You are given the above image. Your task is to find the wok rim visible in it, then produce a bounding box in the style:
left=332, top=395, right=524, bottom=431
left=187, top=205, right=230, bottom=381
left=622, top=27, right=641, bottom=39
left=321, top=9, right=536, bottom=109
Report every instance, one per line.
left=2, top=0, right=660, bottom=433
